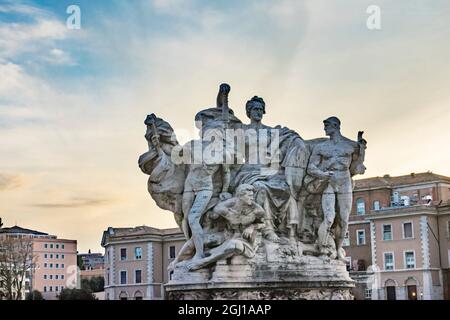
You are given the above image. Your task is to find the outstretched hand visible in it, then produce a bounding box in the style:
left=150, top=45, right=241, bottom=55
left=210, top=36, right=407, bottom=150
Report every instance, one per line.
left=219, top=192, right=232, bottom=201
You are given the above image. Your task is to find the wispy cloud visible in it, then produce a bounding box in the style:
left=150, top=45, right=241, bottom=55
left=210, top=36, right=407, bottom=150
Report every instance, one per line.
left=0, top=1, right=75, bottom=66
left=0, top=173, right=27, bottom=191
left=0, top=1, right=47, bottom=15
left=30, top=196, right=117, bottom=209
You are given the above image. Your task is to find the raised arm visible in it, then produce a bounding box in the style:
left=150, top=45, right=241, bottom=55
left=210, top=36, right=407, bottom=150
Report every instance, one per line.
left=349, top=132, right=367, bottom=176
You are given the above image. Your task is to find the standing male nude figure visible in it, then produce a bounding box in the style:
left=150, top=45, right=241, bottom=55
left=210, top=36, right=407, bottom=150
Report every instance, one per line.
left=307, top=116, right=366, bottom=260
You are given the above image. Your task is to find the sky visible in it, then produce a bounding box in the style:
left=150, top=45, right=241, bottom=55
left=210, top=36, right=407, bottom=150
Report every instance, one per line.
left=1, top=0, right=450, bottom=253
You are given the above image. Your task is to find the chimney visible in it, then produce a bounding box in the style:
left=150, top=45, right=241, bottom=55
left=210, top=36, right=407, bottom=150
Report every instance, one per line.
left=0, top=217, right=3, bottom=228
left=411, top=172, right=415, bottom=178
left=383, top=174, right=390, bottom=178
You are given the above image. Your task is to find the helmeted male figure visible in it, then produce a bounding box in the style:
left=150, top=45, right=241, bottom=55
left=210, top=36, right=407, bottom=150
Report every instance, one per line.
left=307, top=116, right=366, bottom=260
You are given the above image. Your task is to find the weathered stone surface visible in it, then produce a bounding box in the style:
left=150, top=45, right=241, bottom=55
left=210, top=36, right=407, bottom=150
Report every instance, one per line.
left=166, top=283, right=354, bottom=300
left=139, top=83, right=366, bottom=300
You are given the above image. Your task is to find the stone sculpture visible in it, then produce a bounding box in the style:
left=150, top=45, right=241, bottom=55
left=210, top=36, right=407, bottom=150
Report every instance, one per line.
left=138, top=83, right=367, bottom=299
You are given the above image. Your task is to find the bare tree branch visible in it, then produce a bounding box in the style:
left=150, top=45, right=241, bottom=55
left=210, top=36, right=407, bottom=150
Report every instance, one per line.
left=0, top=236, right=36, bottom=300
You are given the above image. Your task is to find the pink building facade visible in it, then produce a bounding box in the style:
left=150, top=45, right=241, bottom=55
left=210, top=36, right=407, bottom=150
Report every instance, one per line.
left=0, top=225, right=78, bottom=300
left=345, top=172, right=450, bottom=300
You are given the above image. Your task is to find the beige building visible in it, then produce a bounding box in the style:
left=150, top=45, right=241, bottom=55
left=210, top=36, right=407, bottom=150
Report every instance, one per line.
left=0, top=225, right=78, bottom=300
left=101, top=172, right=450, bottom=300
left=346, top=172, right=450, bottom=300
left=80, top=268, right=105, bottom=281
left=101, top=226, right=184, bottom=300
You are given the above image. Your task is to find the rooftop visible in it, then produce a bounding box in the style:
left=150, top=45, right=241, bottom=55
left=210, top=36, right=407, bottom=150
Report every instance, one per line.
left=106, top=225, right=181, bottom=237
left=101, top=225, right=183, bottom=247
left=354, top=171, right=450, bottom=190
left=0, top=225, right=49, bottom=236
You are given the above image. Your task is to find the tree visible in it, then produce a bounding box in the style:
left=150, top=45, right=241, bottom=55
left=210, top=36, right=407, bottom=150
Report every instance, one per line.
left=80, top=276, right=104, bottom=293
left=25, top=290, right=44, bottom=300
left=58, top=288, right=97, bottom=300
left=77, top=255, right=85, bottom=270
left=0, top=236, right=36, bottom=300
left=90, top=276, right=104, bottom=293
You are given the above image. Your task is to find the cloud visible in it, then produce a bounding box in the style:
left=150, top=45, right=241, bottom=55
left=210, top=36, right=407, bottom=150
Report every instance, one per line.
left=0, top=2, right=47, bottom=16
left=0, top=173, right=27, bottom=191
left=0, top=19, right=68, bottom=59
left=30, top=196, right=117, bottom=209
left=44, top=48, right=75, bottom=65
left=149, top=0, right=194, bottom=16
left=0, top=1, right=75, bottom=66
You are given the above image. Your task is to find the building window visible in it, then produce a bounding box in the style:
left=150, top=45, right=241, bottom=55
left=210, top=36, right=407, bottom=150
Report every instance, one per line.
left=55, top=286, right=59, bottom=292
left=44, top=254, right=47, bottom=259
left=49, top=286, right=52, bottom=292
left=384, top=252, right=394, bottom=270
left=44, top=263, right=47, bottom=268
left=345, top=257, right=352, bottom=271
left=107, top=269, right=110, bottom=286
left=50, top=244, right=53, bottom=249
left=356, top=198, right=365, bottom=215
left=44, top=275, right=47, bottom=280
left=135, top=270, right=142, bottom=284
left=44, top=286, right=47, bottom=292
left=56, top=254, right=59, bottom=259
left=403, top=222, right=413, bottom=239
left=400, top=196, right=410, bottom=207
left=61, top=275, right=64, bottom=280
left=49, top=275, right=53, bottom=280
left=169, top=246, right=176, bottom=259
left=383, top=224, right=392, bottom=241
left=405, top=251, right=416, bottom=269
left=365, top=288, right=372, bottom=300
left=120, top=271, right=127, bottom=284
left=50, top=263, right=53, bottom=268
left=44, top=244, right=48, bottom=249
left=55, top=275, right=58, bottom=280
left=120, top=248, right=127, bottom=261
left=56, top=244, right=59, bottom=249
left=62, top=244, right=65, bottom=249
left=50, top=254, right=53, bottom=259
left=343, top=231, right=350, bottom=247
left=134, top=291, right=143, bottom=300
left=357, top=230, right=366, bottom=245
left=56, top=264, right=59, bottom=268
left=135, top=247, right=142, bottom=260
left=62, top=254, right=65, bottom=259
left=169, top=270, right=174, bottom=281
left=61, top=264, right=64, bottom=268
left=119, top=292, right=128, bottom=300
left=373, top=200, right=380, bottom=211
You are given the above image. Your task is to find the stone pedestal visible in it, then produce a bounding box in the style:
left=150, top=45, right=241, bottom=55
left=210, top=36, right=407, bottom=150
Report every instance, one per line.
left=165, top=252, right=355, bottom=300
left=166, top=280, right=354, bottom=300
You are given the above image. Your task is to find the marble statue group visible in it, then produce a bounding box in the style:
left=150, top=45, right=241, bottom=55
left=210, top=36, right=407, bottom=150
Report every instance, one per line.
left=139, top=83, right=367, bottom=298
